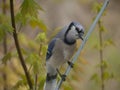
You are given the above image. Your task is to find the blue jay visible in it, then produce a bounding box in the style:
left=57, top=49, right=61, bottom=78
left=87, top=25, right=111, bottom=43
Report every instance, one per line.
left=44, top=22, right=84, bottom=90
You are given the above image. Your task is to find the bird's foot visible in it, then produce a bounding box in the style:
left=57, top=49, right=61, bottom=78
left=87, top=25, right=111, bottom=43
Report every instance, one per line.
left=61, top=74, right=66, bottom=81
left=56, top=69, right=66, bottom=81
left=67, top=61, right=74, bottom=68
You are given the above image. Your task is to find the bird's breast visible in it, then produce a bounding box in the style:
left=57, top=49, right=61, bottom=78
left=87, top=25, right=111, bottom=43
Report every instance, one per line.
left=47, top=39, right=76, bottom=68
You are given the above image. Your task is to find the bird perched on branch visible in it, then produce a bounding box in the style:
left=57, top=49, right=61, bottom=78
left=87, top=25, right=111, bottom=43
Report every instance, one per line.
left=44, top=22, right=84, bottom=90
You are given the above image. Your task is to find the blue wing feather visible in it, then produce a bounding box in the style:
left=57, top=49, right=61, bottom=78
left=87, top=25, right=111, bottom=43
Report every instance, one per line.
left=46, top=38, right=56, bottom=60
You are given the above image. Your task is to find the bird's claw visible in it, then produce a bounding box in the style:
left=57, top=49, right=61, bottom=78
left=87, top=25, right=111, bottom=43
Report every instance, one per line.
left=56, top=69, right=66, bottom=81
left=67, top=61, right=74, bottom=68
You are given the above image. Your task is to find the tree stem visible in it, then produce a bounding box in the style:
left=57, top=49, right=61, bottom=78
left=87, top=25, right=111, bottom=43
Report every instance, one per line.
left=3, top=0, right=7, bottom=54
left=98, top=20, right=104, bottom=90
left=34, top=74, right=38, bottom=90
left=2, top=0, right=8, bottom=90
left=9, top=0, right=33, bottom=89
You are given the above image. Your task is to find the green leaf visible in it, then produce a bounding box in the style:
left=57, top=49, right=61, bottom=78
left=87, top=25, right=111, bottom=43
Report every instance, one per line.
left=2, top=52, right=12, bottom=64
left=90, top=73, right=100, bottom=83
left=19, top=33, right=28, bottom=46
left=0, top=23, right=13, bottom=33
left=96, top=60, right=108, bottom=69
left=103, top=71, right=109, bottom=80
left=25, top=53, right=41, bottom=74
left=0, top=14, right=13, bottom=41
left=29, top=16, right=47, bottom=32
left=41, top=45, right=48, bottom=56
left=93, top=2, right=102, bottom=13
left=99, top=25, right=107, bottom=32
left=15, top=12, right=27, bottom=26
left=0, top=23, right=13, bottom=42
left=90, top=73, right=98, bottom=80
left=103, top=71, right=114, bottom=80
left=33, top=60, right=40, bottom=74
left=38, top=78, right=45, bottom=90
left=21, top=48, right=28, bottom=56
left=101, top=60, right=108, bottom=69
left=25, top=53, right=38, bottom=64
left=20, top=0, right=44, bottom=18
left=93, top=2, right=106, bottom=16
left=104, top=38, right=116, bottom=47
left=28, top=40, right=38, bottom=49
left=35, top=32, right=47, bottom=42
left=11, top=74, right=28, bottom=90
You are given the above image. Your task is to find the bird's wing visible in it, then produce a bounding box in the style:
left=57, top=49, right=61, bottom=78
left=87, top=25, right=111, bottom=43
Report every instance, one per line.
left=46, top=38, right=57, bottom=60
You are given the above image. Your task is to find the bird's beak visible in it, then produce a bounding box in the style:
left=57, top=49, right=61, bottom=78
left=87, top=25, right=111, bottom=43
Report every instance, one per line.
left=79, top=35, right=84, bottom=40
left=78, top=33, right=84, bottom=40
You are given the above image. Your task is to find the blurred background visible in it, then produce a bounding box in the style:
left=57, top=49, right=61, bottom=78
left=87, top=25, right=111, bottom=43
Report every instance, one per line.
left=0, top=0, right=120, bottom=90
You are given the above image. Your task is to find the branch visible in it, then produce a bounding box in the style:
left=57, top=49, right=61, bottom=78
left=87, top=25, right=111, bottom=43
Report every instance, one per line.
left=9, top=0, right=33, bottom=89
left=34, top=74, right=38, bottom=90
left=2, top=0, right=8, bottom=90
left=98, top=20, right=104, bottom=90
left=55, top=0, right=110, bottom=90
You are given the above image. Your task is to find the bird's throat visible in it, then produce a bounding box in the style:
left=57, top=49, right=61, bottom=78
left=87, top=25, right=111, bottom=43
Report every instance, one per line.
left=64, top=37, right=76, bottom=45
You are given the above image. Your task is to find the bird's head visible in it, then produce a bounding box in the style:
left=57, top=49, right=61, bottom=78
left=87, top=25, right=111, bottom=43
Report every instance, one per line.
left=65, top=22, right=84, bottom=42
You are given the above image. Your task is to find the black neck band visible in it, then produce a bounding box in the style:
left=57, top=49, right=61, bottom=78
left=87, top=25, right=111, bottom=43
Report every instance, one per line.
left=64, top=37, right=76, bottom=45
left=64, top=22, right=76, bottom=45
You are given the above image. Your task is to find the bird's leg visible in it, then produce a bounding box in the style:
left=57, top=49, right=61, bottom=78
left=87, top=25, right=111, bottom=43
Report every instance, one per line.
left=56, top=68, right=66, bottom=81
left=67, top=61, right=74, bottom=68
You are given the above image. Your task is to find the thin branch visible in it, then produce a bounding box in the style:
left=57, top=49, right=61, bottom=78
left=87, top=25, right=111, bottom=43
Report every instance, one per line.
left=34, top=74, right=38, bottom=90
left=34, top=43, right=42, bottom=90
left=98, top=20, right=104, bottom=90
left=2, top=0, right=8, bottom=90
left=39, top=43, right=42, bottom=56
left=3, top=0, right=7, bottom=54
left=9, top=0, right=33, bottom=89
left=55, top=0, right=110, bottom=90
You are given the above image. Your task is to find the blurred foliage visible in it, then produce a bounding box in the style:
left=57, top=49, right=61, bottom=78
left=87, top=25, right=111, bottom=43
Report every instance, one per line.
left=2, top=52, right=12, bottom=64
left=0, top=0, right=47, bottom=90
left=20, top=0, right=44, bottom=17
left=90, top=1, right=115, bottom=90
left=15, top=0, right=47, bottom=32
left=0, top=14, right=13, bottom=41
left=0, top=0, right=119, bottom=90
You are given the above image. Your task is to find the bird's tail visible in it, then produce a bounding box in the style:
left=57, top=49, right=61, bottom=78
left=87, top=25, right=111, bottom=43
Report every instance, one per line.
left=44, top=73, right=57, bottom=90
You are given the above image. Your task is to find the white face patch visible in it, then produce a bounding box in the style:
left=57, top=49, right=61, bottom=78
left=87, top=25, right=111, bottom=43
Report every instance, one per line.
left=67, top=26, right=79, bottom=39
left=71, top=25, right=76, bottom=30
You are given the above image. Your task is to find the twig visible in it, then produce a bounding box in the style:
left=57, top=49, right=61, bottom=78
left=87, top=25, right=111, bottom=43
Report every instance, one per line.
left=98, top=20, right=104, bottom=90
left=2, top=0, right=8, bottom=90
left=3, top=0, right=7, bottom=54
left=34, top=43, right=42, bottom=90
left=55, top=0, right=110, bottom=90
left=34, top=74, right=38, bottom=90
left=9, top=0, right=33, bottom=89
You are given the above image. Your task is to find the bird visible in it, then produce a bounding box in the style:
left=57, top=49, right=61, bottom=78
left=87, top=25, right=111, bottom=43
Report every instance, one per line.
left=44, top=22, right=84, bottom=90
